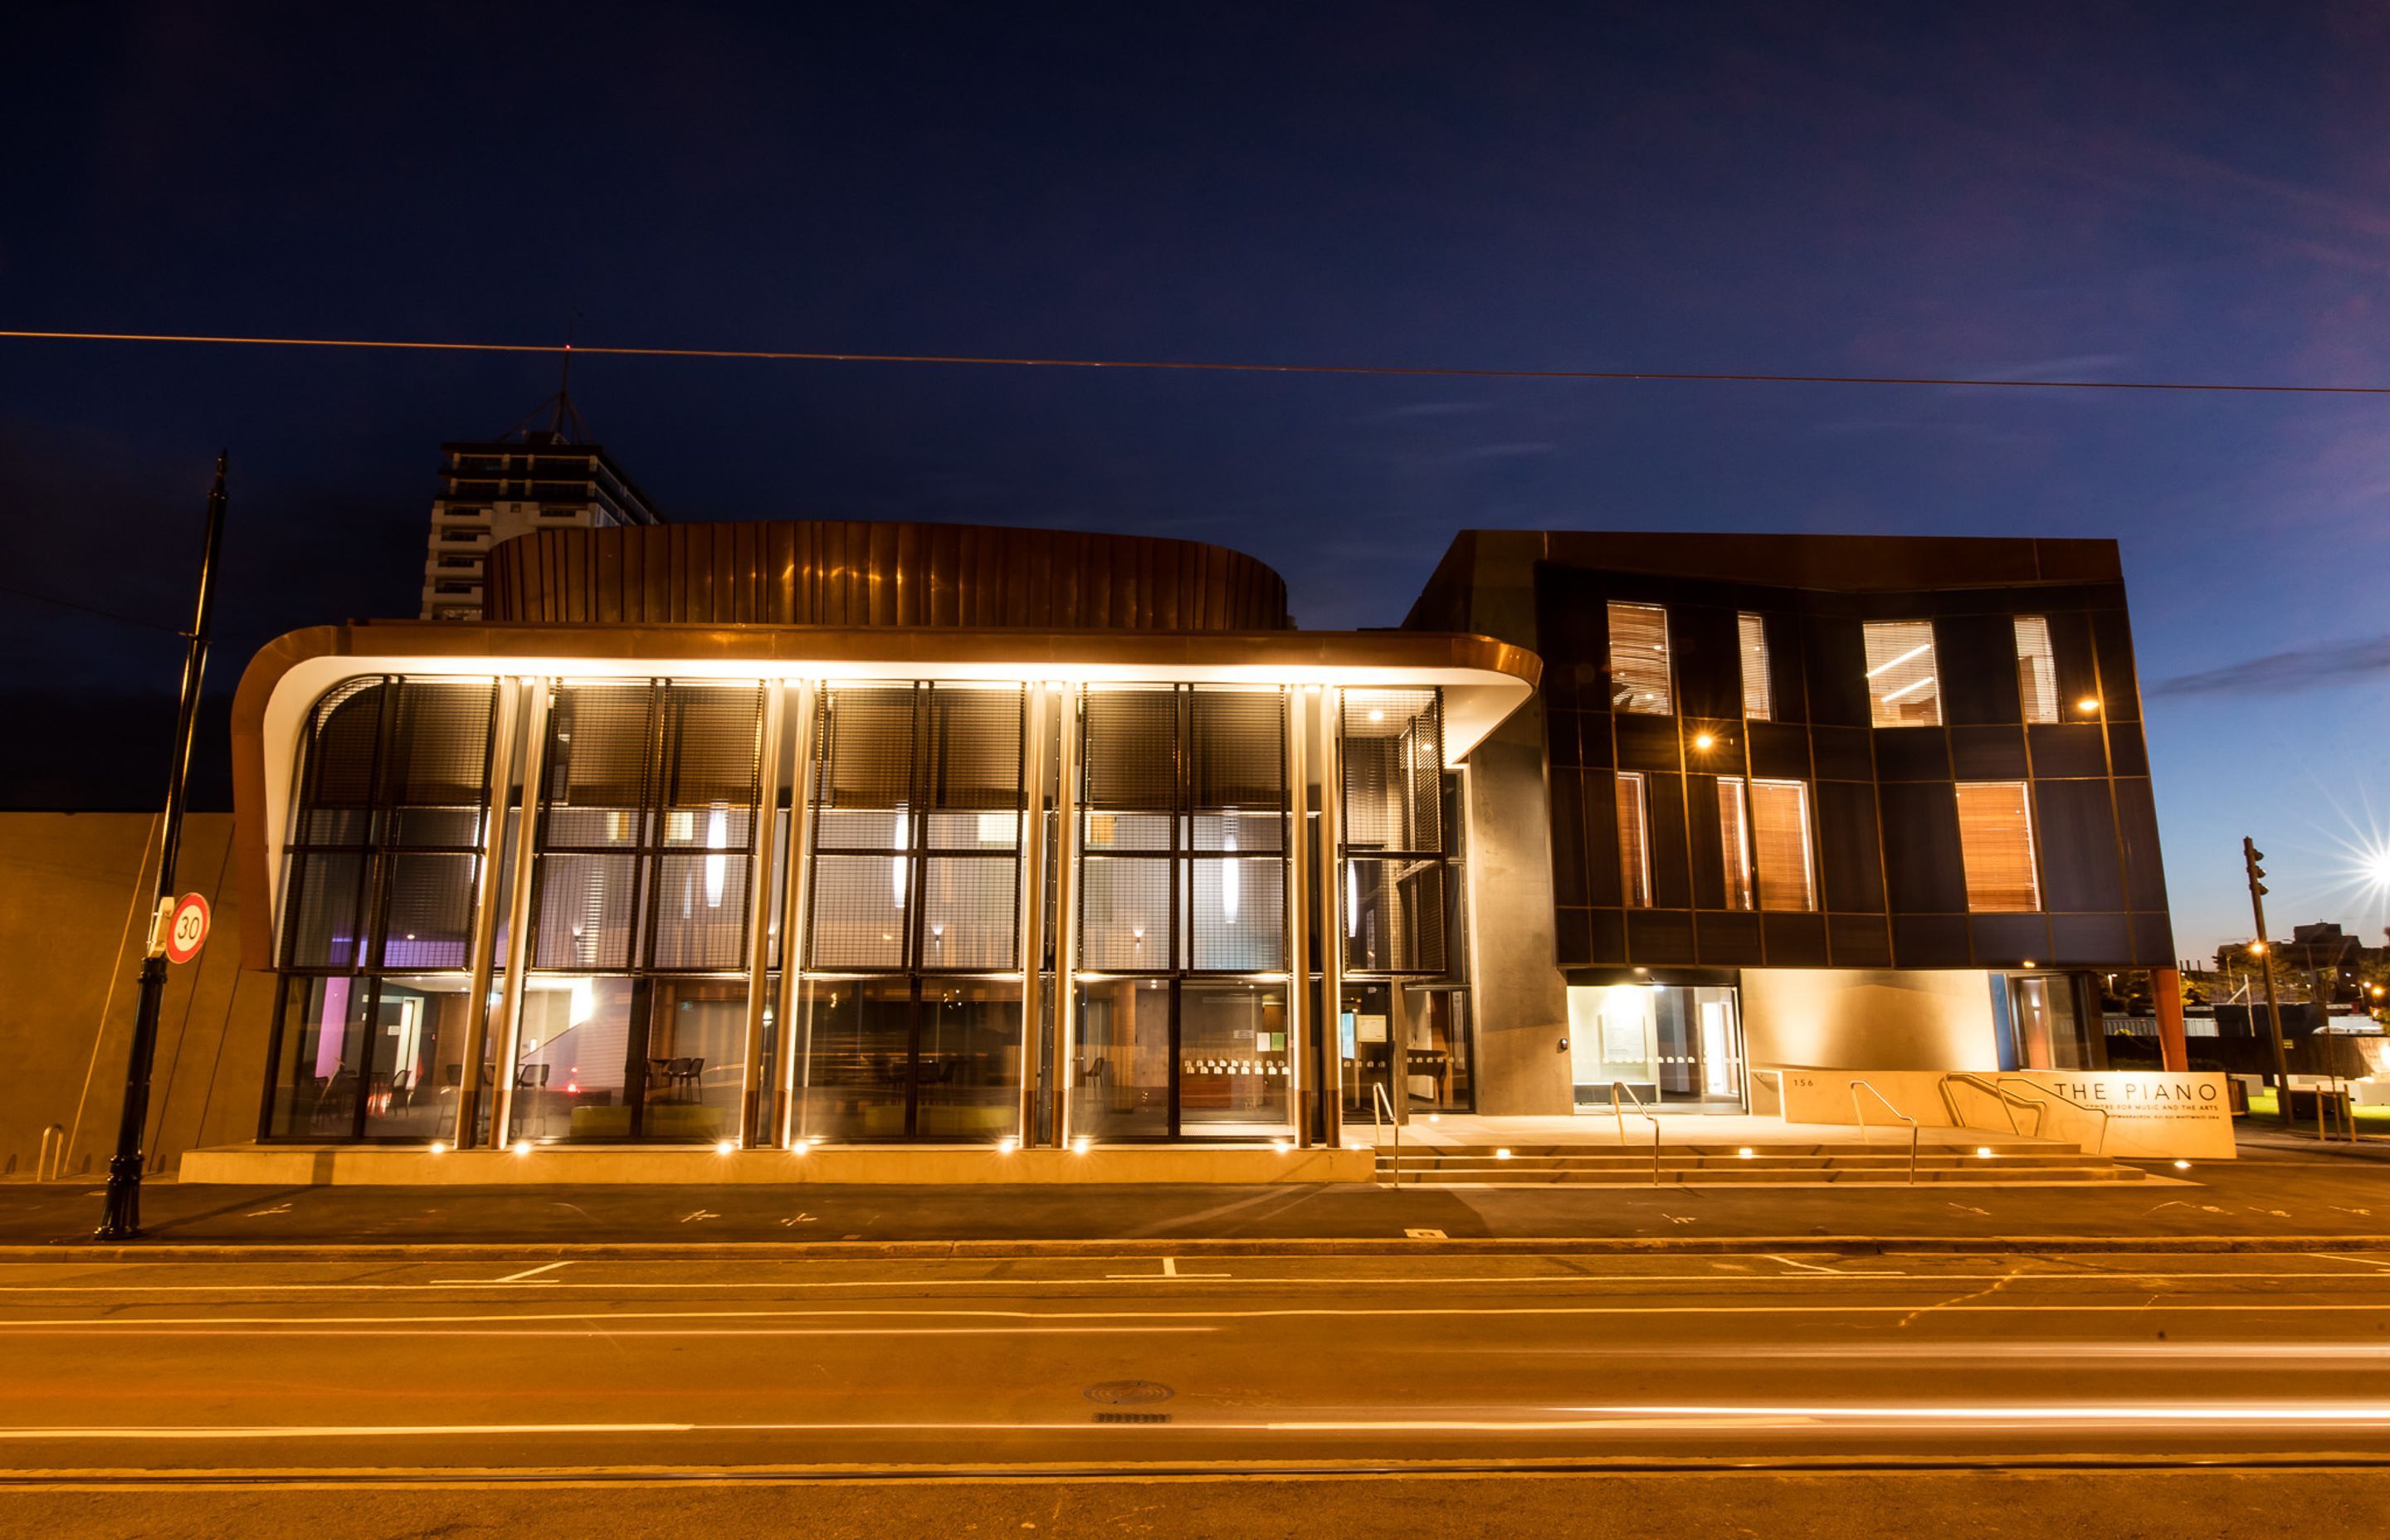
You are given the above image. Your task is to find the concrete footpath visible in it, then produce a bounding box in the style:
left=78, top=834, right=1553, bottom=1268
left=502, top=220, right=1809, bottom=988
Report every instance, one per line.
left=5, top=1142, right=2390, bottom=1257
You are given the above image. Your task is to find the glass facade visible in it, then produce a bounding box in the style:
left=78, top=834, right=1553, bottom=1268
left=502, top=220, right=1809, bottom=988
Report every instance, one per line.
left=264, top=678, right=499, bottom=1143
left=1069, top=685, right=1294, bottom=1141
left=266, top=672, right=1442, bottom=1148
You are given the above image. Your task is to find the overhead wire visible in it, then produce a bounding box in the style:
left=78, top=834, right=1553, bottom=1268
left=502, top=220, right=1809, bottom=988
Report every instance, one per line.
left=5, top=329, right=2389, bottom=396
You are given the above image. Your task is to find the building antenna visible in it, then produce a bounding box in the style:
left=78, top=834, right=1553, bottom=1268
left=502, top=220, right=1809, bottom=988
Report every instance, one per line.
left=501, top=310, right=592, bottom=442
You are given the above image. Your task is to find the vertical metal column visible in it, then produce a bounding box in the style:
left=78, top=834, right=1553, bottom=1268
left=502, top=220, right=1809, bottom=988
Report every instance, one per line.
left=776, top=681, right=820, bottom=1148
left=1285, top=685, right=1311, bottom=1147
left=1318, top=686, right=1344, bottom=1148
left=1051, top=685, right=1083, bottom=1146
left=487, top=681, right=551, bottom=1147
left=451, top=680, right=521, bottom=1149
left=1016, top=684, right=1050, bottom=1145
left=737, top=684, right=785, bottom=1145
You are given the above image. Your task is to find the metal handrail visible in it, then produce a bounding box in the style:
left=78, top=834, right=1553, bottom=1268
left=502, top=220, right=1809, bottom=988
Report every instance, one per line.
left=1993, top=1075, right=2110, bottom=1157
left=1939, top=1071, right=2035, bottom=1138
left=1608, top=1081, right=1663, bottom=1185
left=36, top=1124, right=66, bottom=1182
left=1372, top=1082, right=1399, bottom=1187
left=1849, top=1079, right=1919, bottom=1184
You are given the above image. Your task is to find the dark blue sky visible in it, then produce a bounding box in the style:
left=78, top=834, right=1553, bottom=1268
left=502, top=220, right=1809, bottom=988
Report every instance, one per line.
left=6, top=2, right=2388, bottom=957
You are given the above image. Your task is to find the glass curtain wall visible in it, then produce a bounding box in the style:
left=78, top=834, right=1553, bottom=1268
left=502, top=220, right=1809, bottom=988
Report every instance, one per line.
left=264, top=676, right=499, bottom=1142
left=1337, top=689, right=1449, bottom=1119
left=1073, top=685, right=1290, bottom=1141
left=514, top=680, right=763, bottom=1143
left=797, top=682, right=1026, bottom=1143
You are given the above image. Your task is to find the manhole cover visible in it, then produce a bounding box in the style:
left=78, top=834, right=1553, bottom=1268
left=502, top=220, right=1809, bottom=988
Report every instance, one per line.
left=1084, top=1380, right=1175, bottom=1406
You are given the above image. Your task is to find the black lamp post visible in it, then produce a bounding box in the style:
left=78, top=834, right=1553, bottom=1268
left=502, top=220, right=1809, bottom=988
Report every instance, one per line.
left=96, top=453, right=227, bottom=1241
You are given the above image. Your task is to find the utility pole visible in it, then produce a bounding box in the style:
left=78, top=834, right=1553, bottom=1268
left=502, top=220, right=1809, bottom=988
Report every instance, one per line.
left=2241, top=836, right=2294, bottom=1131
left=96, top=454, right=227, bottom=1240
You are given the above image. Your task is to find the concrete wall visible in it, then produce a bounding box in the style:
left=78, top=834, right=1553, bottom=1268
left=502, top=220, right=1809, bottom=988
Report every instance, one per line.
left=1740, top=967, right=2003, bottom=1073
left=0, top=813, right=274, bottom=1177
left=1463, top=699, right=1572, bottom=1114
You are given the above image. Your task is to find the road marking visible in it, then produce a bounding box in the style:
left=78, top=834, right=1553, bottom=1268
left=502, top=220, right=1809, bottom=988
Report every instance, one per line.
left=10, top=1401, right=2390, bottom=1444
left=680, top=1211, right=719, bottom=1224
left=427, top=1260, right=575, bottom=1286
left=1104, top=1257, right=1230, bottom=1280
left=1763, top=1255, right=1903, bottom=1277
left=5, top=1265, right=2390, bottom=1296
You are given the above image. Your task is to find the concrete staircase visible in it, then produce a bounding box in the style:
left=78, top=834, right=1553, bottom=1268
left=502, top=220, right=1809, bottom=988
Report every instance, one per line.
left=1373, top=1140, right=2149, bottom=1186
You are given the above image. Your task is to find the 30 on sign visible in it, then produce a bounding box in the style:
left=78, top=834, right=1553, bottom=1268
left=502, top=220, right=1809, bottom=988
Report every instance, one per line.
left=162, top=893, right=210, bottom=965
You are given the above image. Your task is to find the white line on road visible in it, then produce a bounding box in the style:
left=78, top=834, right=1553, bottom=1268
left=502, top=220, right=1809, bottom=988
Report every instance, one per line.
left=426, top=1260, right=577, bottom=1286
left=1761, top=1255, right=1903, bottom=1277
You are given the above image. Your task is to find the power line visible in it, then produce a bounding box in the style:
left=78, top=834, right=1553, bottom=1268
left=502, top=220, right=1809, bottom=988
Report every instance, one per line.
left=0, top=579, right=188, bottom=637
left=5, top=328, right=2389, bottom=396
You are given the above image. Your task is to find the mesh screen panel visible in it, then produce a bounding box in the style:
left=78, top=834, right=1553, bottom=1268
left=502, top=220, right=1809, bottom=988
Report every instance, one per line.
left=817, top=807, right=909, bottom=851
left=1193, top=810, right=1281, bottom=853
left=1083, top=690, right=1178, bottom=809
left=808, top=854, right=910, bottom=969
left=378, top=853, right=478, bottom=969
left=1189, top=856, right=1284, bottom=971
left=1341, top=690, right=1441, bottom=854
left=385, top=682, right=495, bottom=807
left=661, top=684, right=764, bottom=810
left=1343, top=858, right=1447, bottom=974
left=305, top=680, right=384, bottom=812
left=1189, top=689, right=1283, bottom=810
left=531, top=852, right=640, bottom=969
left=546, top=684, right=655, bottom=810
left=919, top=856, right=1018, bottom=968
left=1081, top=856, right=1174, bottom=970
left=820, top=686, right=918, bottom=811
left=1084, top=811, right=1172, bottom=850
left=648, top=852, right=753, bottom=968
left=925, top=686, right=1022, bottom=810
left=282, top=852, right=365, bottom=967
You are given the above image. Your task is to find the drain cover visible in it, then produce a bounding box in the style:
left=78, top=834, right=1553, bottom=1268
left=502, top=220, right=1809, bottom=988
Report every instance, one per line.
left=1084, top=1380, right=1175, bottom=1406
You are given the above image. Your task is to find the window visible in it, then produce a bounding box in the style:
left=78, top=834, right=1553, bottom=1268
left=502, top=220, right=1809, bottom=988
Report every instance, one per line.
left=1718, top=778, right=1753, bottom=910
left=1749, top=779, right=1815, bottom=912
left=2014, top=616, right=2058, bottom=724
left=1607, top=602, right=1671, bottom=714
left=1957, top=781, right=2039, bottom=912
left=1343, top=689, right=1445, bottom=974
left=1718, top=777, right=1813, bottom=912
left=1739, top=612, right=1773, bottom=720
left=1864, top=621, right=1941, bottom=726
left=1616, top=771, right=1651, bottom=907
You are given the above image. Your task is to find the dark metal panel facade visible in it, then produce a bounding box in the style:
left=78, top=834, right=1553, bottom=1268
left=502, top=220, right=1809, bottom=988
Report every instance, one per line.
left=485, top=521, right=1292, bottom=631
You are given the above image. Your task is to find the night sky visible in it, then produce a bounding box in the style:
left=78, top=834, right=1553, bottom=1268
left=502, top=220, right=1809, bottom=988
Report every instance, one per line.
left=6, top=2, right=2388, bottom=959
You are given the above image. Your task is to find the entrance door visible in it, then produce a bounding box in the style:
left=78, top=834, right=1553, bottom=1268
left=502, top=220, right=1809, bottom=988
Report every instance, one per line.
left=1568, top=983, right=1746, bottom=1112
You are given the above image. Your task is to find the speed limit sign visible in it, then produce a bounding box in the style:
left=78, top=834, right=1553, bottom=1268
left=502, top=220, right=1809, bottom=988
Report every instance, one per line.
left=162, top=893, right=211, bottom=965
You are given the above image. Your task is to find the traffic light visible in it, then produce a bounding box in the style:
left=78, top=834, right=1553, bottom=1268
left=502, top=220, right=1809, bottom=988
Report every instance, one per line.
left=2242, top=836, right=2267, bottom=897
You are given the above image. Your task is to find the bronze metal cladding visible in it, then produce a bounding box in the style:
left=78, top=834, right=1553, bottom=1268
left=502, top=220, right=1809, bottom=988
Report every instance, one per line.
left=483, top=520, right=1291, bottom=631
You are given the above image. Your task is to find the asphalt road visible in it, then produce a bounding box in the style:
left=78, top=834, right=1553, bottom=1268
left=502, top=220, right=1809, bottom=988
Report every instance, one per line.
left=9, top=1148, right=2390, bottom=1250
left=10, top=1246, right=2390, bottom=1533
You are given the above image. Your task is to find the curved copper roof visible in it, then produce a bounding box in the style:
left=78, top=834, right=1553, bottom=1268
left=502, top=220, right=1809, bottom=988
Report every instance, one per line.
left=483, top=519, right=1290, bottom=631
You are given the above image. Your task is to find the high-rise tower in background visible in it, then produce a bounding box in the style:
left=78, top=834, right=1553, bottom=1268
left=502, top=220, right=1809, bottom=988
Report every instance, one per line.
left=419, top=385, right=663, bottom=619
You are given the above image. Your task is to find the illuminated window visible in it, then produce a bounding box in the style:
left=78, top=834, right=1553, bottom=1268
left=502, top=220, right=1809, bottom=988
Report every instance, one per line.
left=1616, top=772, right=1651, bottom=908
left=1863, top=621, right=1940, bottom=726
left=1718, top=778, right=1753, bottom=910
left=1749, top=779, right=1815, bottom=912
left=1957, top=781, right=2039, bottom=912
left=1607, top=602, right=1671, bottom=714
left=1739, top=612, right=1773, bottom=721
left=2013, top=616, right=2058, bottom=724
